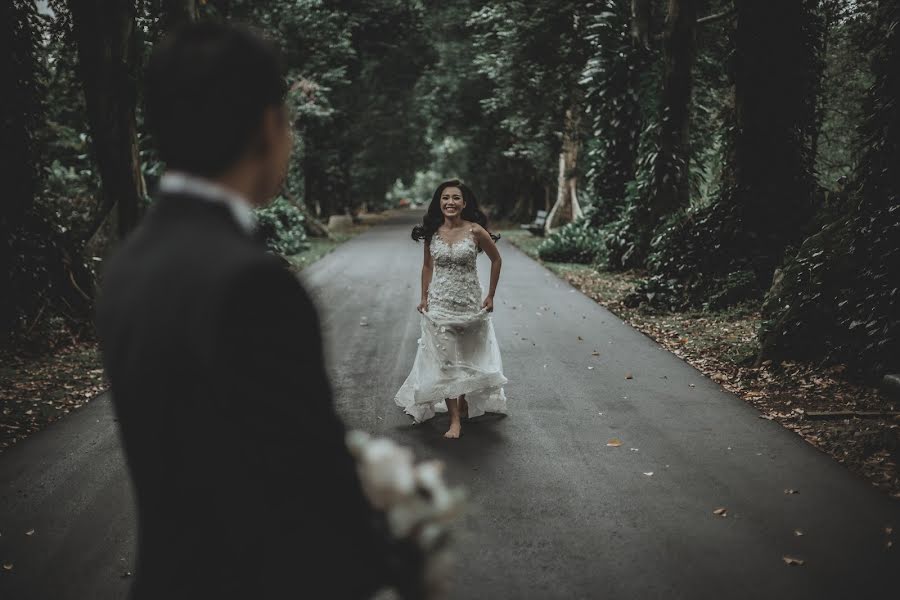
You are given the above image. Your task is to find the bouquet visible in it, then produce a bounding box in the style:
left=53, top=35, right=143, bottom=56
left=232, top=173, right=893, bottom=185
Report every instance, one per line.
left=346, top=431, right=465, bottom=599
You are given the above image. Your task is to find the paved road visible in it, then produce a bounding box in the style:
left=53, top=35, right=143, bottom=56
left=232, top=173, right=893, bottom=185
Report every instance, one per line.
left=1, top=210, right=897, bottom=599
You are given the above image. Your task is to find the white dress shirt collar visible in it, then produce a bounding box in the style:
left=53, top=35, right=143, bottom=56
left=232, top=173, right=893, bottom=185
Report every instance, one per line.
left=158, top=171, right=257, bottom=234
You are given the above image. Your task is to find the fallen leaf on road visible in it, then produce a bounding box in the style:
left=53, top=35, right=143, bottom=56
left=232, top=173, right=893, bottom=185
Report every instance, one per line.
left=625, top=373, right=633, bottom=380
left=784, top=489, right=799, bottom=495
left=2, top=563, right=12, bottom=571
left=794, top=529, right=804, bottom=536
left=577, top=336, right=583, bottom=341
left=782, top=556, right=805, bottom=566
left=689, top=383, right=696, bottom=388
left=606, top=439, right=622, bottom=447
left=25, top=529, right=34, bottom=536
left=592, top=351, right=600, bottom=356
left=643, top=472, right=654, bottom=476
left=713, top=508, right=727, bottom=517
left=630, top=448, right=639, bottom=452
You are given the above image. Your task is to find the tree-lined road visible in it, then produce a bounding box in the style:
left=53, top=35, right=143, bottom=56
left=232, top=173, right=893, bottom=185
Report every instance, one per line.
left=1, top=211, right=897, bottom=599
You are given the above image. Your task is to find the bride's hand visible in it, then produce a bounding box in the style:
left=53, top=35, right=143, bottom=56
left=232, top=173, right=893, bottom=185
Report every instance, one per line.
left=482, top=296, right=494, bottom=312
left=417, top=299, right=428, bottom=313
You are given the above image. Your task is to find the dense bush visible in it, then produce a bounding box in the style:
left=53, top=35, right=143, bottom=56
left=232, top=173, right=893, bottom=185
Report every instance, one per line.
left=537, top=209, right=606, bottom=264
left=254, top=197, right=309, bottom=256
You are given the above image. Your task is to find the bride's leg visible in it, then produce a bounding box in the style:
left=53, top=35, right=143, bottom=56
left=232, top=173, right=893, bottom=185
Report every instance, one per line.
left=459, top=394, right=469, bottom=419
left=444, top=397, right=462, bottom=439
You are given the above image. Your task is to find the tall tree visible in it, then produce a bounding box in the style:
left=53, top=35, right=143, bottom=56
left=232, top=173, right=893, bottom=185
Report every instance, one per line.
left=0, top=0, right=45, bottom=336
left=606, top=0, right=700, bottom=268
left=652, top=0, right=698, bottom=216
left=68, top=0, right=146, bottom=239
left=580, top=0, right=652, bottom=223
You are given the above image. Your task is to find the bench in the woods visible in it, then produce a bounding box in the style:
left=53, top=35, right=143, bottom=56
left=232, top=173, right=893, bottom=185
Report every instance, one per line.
left=521, top=210, right=548, bottom=236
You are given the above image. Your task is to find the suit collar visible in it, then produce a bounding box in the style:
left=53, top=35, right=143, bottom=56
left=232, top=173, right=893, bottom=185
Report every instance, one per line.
left=158, top=172, right=257, bottom=234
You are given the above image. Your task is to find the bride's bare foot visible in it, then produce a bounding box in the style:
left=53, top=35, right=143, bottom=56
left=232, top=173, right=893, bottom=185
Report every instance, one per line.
left=444, top=420, right=462, bottom=439
left=445, top=397, right=463, bottom=438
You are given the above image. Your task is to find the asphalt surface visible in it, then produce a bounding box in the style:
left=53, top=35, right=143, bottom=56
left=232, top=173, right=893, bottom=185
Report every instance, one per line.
left=1, top=209, right=898, bottom=599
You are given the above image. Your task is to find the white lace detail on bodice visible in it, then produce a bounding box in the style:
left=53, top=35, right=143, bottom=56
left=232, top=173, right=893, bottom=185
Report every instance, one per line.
left=428, top=232, right=481, bottom=317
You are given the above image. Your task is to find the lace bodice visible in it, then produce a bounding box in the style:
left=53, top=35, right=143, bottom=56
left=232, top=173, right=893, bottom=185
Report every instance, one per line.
left=428, top=231, right=482, bottom=317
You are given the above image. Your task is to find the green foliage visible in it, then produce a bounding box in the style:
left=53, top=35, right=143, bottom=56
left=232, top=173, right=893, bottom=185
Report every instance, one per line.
left=254, top=197, right=309, bottom=256
left=538, top=206, right=607, bottom=264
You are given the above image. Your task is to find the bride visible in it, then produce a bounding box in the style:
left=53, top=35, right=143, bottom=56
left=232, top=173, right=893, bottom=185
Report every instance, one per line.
left=394, top=179, right=508, bottom=438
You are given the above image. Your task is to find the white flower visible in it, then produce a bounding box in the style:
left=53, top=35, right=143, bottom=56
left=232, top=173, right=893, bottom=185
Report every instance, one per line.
left=345, top=431, right=466, bottom=598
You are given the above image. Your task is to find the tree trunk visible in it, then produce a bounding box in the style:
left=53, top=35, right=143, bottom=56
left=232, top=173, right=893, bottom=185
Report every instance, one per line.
left=546, top=108, right=582, bottom=231
left=730, top=0, right=821, bottom=265
left=158, top=0, right=200, bottom=31
left=69, top=0, right=146, bottom=241
left=0, top=0, right=43, bottom=336
left=153, top=0, right=200, bottom=33
left=651, top=0, right=697, bottom=219
left=631, top=0, right=652, bottom=49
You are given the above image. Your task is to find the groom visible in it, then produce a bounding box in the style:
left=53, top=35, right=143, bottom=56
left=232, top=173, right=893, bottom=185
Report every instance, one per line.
left=97, top=24, right=414, bottom=599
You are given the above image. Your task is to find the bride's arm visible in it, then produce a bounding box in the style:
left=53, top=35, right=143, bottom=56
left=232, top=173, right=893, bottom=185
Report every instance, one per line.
left=475, top=226, right=502, bottom=310
left=418, top=240, right=433, bottom=312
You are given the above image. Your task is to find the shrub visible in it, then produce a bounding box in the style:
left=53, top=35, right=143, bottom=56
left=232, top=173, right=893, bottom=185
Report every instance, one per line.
left=254, top=197, right=309, bottom=256
left=537, top=212, right=606, bottom=264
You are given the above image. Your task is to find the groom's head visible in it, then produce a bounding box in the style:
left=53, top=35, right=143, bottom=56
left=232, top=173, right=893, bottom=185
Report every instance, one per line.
left=145, top=23, right=291, bottom=206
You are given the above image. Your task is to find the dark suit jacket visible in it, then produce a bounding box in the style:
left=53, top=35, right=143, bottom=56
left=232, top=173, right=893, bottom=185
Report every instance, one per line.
left=97, top=192, right=392, bottom=599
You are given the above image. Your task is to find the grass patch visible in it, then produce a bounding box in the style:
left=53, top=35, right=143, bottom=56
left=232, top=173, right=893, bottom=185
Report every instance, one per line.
left=287, top=232, right=354, bottom=270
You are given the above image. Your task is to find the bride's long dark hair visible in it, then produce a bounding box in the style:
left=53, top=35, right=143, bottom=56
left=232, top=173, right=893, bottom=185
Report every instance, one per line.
left=411, top=179, right=500, bottom=250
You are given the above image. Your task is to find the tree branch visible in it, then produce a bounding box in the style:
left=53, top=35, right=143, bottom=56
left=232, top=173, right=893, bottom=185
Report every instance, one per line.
left=697, top=6, right=735, bottom=26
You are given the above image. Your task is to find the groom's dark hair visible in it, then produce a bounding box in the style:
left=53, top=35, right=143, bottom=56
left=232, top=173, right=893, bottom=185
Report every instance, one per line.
left=145, top=22, right=287, bottom=177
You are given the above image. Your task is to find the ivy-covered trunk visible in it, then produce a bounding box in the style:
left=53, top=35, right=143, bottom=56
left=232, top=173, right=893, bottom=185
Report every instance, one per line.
left=606, top=0, right=697, bottom=269
left=69, top=0, right=146, bottom=240
left=581, top=0, right=648, bottom=224
left=651, top=0, right=698, bottom=219
left=757, top=0, right=899, bottom=378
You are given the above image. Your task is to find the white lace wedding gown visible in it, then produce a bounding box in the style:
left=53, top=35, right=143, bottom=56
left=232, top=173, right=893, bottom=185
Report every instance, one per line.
left=394, top=229, right=508, bottom=422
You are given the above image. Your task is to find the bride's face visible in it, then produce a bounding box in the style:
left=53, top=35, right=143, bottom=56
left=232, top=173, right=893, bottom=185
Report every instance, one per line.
left=440, top=187, right=465, bottom=219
